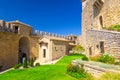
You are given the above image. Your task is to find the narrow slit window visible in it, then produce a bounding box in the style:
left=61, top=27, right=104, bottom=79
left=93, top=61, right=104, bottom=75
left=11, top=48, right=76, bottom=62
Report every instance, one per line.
left=43, top=49, right=46, bottom=58
left=100, top=41, right=104, bottom=53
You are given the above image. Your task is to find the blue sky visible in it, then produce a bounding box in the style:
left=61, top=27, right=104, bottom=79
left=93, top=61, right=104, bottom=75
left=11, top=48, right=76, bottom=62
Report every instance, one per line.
left=0, top=0, right=82, bottom=36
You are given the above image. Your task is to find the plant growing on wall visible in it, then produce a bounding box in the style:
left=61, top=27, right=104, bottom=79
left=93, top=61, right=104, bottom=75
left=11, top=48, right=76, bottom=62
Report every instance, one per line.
left=108, top=24, right=120, bottom=32
left=72, top=45, right=85, bottom=54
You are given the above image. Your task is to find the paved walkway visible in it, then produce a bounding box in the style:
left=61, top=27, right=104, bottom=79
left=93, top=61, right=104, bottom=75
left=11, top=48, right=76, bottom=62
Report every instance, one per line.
left=0, top=68, right=13, bottom=74
left=40, top=56, right=63, bottom=65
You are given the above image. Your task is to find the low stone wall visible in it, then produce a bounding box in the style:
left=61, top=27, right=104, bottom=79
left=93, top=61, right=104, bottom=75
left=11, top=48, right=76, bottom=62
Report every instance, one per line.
left=72, top=60, right=120, bottom=77
left=72, top=60, right=106, bottom=77
left=86, top=30, right=120, bottom=59
left=84, top=64, right=106, bottom=77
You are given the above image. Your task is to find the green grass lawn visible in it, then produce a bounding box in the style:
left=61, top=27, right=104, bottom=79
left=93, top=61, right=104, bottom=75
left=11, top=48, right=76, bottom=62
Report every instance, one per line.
left=0, top=55, right=81, bottom=80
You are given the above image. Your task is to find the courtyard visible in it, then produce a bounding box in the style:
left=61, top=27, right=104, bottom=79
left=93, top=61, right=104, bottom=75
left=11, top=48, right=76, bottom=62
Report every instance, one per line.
left=0, top=54, right=81, bottom=80
left=0, top=54, right=120, bottom=80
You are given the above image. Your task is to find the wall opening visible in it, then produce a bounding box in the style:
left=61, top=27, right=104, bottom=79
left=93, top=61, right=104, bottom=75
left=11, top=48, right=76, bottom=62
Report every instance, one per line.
left=99, top=16, right=103, bottom=28
left=43, top=49, right=46, bottom=58
left=18, top=37, right=30, bottom=63
left=8, top=23, right=11, bottom=28
left=100, top=41, right=104, bottom=53
left=89, top=47, right=92, bottom=56
left=93, top=0, right=104, bottom=17
left=14, top=26, right=19, bottom=33
left=0, top=66, right=2, bottom=72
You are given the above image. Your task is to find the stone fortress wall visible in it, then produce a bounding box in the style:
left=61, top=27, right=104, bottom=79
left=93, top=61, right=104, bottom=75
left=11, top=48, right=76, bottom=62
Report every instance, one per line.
left=0, top=20, right=77, bottom=71
left=0, top=31, right=19, bottom=71
left=0, top=20, right=38, bottom=71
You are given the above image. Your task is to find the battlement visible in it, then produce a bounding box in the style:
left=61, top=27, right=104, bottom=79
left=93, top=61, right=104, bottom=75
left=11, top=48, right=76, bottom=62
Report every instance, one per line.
left=0, top=20, right=33, bottom=36
left=0, top=20, right=77, bottom=42
left=0, top=20, right=14, bottom=33
left=34, top=30, right=77, bottom=41
left=0, top=26, right=15, bottom=33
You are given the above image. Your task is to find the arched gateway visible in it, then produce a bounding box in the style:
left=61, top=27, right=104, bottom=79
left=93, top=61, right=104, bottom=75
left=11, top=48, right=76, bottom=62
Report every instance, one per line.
left=18, top=37, right=30, bottom=63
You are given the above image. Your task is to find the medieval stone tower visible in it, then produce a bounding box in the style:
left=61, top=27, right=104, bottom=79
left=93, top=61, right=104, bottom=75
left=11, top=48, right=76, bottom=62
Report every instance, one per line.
left=81, top=0, right=120, bottom=57
left=82, top=0, right=120, bottom=31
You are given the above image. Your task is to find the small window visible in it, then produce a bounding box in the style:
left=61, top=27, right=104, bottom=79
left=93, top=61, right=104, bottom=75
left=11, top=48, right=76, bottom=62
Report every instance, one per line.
left=55, top=47, right=57, bottom=51
left=14, top=26, right=19, bottom=33
left=43, top=49, right=46, bottom=58
left=99, top=16, right=103, bottom=27
left=89, top=47, right=92, bottom=55
left=6, top=23, right=10, bottom=28
left=70, top=37, right=72, bottom=40
left=96, top=45, right=99, bottom=49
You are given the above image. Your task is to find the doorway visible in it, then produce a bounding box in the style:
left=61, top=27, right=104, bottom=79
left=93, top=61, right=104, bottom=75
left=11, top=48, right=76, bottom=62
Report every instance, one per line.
left=100, top=41, right=104, bottom=53
left=18, top=37, right=30, bottom=63
left=14, top=26, right=19, bottom=33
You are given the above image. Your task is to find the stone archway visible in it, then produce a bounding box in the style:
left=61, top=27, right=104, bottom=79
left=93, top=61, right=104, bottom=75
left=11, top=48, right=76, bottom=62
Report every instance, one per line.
left=18, top=37, right=30, bottom=63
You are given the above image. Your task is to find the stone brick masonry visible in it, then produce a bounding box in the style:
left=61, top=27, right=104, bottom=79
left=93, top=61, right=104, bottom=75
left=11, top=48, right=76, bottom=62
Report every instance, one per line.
left=81, top=0, right=120, bottom=58
left=86, top=29, right=120, bottom=59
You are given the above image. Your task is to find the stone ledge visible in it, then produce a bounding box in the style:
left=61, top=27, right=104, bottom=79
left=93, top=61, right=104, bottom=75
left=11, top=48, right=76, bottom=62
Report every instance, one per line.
left=84, top=64, right=106, bottom=72
left=72, top=60, right=120, bottom=77
left=87, top=29, right=120, bottom=34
